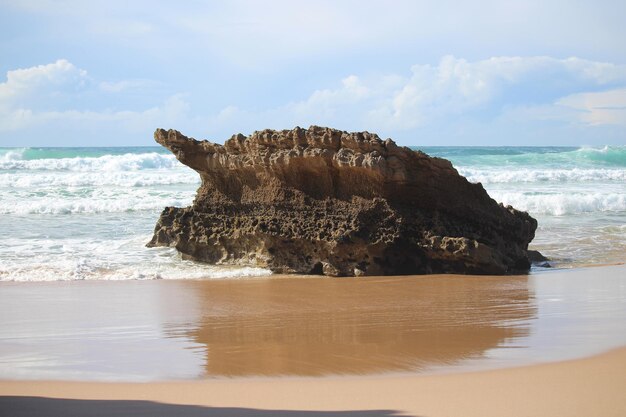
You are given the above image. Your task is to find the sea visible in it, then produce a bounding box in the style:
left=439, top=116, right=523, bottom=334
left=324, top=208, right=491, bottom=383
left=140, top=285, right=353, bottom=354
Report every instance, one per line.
left=0, top=145, right=624, bottom=282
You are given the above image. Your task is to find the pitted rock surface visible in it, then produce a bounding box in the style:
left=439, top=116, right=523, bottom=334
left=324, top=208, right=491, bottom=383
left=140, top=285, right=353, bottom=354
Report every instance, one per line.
left=148, top=126, right=537, bottom=276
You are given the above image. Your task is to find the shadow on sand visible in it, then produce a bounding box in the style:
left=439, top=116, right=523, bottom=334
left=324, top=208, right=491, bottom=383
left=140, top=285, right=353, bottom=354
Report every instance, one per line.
left=0, top=396, right=412, bottom=417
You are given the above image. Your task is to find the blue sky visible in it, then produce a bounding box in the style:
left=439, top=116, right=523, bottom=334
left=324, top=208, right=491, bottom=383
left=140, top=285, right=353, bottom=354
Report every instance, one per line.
left=1, top=0, right=625, bottom=147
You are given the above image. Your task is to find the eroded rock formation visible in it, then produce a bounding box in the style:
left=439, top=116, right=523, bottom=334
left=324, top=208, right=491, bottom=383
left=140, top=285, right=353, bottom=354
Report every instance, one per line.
left=148, top=126, right=537, bottom=276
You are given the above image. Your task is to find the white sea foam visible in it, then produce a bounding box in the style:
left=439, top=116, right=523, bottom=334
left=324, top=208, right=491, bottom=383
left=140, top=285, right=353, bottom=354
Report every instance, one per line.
left=0, top=193, right=195, bottom=215
left=0, top=151, right=199, bottom=215
left=0, top=152, right=182, bottom=171
left=0, top=148, right=27, bottom=162
left=459, top=167, right=626, bottom=184
left=573, top=145, right=626, bottom=165
left=490, top=191, right=626, bottom=216
left=0, top=236, right=272, bottom=282
left=0, top=153, right=198, bottom=213
left=0, top=258, right=272, bottom=282
left=0, top=171, right=199, bottom=188
left=1, top=145, right=624, bottom=280
left=440, top=145, right=626, bottom=168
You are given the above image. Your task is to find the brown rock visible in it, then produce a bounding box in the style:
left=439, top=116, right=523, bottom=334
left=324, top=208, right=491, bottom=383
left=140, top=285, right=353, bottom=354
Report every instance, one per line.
left=147, top=126, right=537, bottom=276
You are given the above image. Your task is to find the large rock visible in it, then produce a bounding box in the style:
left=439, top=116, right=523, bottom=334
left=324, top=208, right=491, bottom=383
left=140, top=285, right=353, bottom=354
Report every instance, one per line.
left=147, top=126, right=537, bottom=276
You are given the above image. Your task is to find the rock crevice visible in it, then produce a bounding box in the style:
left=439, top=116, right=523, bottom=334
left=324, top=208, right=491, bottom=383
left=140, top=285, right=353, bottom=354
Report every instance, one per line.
left=148, top=126, right=537, bottom=276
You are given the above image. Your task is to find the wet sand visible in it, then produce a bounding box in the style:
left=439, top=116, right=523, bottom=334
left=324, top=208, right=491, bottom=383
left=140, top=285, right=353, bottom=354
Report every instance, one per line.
left=1, top=264, right=626, bottom=415
left=1, top=347, right=625, bottom=417
left=185, top=273, right=534, bottom=376
left=2, top=265, right=626, bottom=380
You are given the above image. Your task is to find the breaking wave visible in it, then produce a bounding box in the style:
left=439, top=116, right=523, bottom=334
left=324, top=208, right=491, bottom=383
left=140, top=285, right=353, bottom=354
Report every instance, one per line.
left=1, top=144, right=624, bottom=280
left=489, top=191, right=626, bottom=216
left=459, top=167, right=626, bottom=184
left=0, top=150, right=183, bottom=172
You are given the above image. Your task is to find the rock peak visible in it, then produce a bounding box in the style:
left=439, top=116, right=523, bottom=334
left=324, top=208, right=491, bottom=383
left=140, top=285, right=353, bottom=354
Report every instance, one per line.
left=148, top=126, right=537, bottom=276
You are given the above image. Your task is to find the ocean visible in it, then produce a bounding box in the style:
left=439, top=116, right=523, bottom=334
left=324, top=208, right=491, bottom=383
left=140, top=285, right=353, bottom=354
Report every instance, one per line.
left=0, top=145, right=624, bottom=281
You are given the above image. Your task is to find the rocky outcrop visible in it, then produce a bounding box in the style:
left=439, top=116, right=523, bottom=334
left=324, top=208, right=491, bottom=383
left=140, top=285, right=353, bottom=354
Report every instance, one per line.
left=147, top=126, right=537, bottom=276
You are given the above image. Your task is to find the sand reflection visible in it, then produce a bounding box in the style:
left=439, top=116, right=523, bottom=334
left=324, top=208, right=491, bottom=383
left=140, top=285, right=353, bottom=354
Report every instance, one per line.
left=180, top=275, right=535, bottom=377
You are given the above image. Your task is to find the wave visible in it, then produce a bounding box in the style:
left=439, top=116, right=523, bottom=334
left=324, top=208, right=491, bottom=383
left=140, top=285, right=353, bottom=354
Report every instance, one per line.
left=0, top=239, right=272, bottom=282
left=459, top=167, right=626, bottom=184
left=0, top=146, right=164, bottom=160
left=0, top=171, right=199, bottom=188
left=574, top=145, right=626, bottom=166
left=0, top=193, right=195, bottom=215
left=427, top=145, right=626, bottom=168
left=0, top=151, right=183, bottom=172
left=490, top=191, right=626, bottom=216
left=0, top=261, right=272, bottom=282
left=0, top=148, right=29, bottom=162
left=4, top=146, right=624, bottom=173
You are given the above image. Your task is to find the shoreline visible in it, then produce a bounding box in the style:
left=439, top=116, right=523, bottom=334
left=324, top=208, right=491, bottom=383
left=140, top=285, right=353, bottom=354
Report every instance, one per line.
left=1, top=264, right=626, bottom=380
left=2, top=257, right=624, bottom=284
left=2, top=346, right=626, bottom=417
left=1, top=264, right=625, bottom=416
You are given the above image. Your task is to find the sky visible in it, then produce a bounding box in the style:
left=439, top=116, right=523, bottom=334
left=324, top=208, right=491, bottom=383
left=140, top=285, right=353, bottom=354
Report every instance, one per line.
left=1, top=0, right=625, bottom=147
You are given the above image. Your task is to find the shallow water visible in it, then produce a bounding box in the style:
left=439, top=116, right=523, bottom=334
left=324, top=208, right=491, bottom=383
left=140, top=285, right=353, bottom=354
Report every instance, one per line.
left=0, top=145, right=625, bottom=281
left=1, top=265, right=624, bottom=381
left=422, top=145, right=626, bottom=268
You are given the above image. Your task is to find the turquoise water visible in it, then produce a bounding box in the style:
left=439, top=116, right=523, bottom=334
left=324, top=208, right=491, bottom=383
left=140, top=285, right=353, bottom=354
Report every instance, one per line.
left=0, top=145, right=624, bottom=281
left=418, top=145, right=626, bottom=268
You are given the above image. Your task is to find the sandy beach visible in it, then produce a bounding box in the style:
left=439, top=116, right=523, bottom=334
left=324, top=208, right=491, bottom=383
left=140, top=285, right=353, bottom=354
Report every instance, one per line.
left=1, top=264, right=625, bottom=416
left=1, top=347, right=625, bottom=416
left=3, top=0, right=626, bottom=415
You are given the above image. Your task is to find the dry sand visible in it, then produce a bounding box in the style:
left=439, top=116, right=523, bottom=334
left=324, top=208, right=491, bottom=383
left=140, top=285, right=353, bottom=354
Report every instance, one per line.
left=1, top=346, right=626, bottom=417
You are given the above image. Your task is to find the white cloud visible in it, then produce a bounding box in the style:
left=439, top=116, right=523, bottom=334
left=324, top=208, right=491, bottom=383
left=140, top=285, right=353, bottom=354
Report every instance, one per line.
left=0, top=60, right=188, bottom=136
left=196, top=75, right=389, bottom=138
left=289, top=75, right=371, bottom=120
left=0, top=94, right=189, bottom=133
left=0, top=59, right=88, bottom=108
left=558, top=88, right=626, bottom=126
left=154, top=1, right=626, bottom=70
left=273, top=56, right=626, bottom=133
left=98, top=79, right=161, bottom=93
left=383, top=56, right=626, bottom=128
left=4, top=0, right=626, bottom=77
left=2, top=56, right=625, bottom=146
left=196, top=56, right=626, bottom=143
